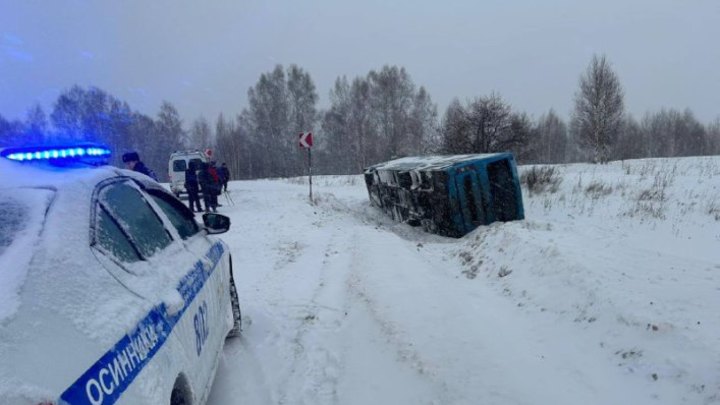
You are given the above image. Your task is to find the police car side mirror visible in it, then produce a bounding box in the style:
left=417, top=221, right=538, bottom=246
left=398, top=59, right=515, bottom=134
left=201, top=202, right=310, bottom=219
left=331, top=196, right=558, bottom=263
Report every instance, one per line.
left=202, top=213, right=231, bottom=234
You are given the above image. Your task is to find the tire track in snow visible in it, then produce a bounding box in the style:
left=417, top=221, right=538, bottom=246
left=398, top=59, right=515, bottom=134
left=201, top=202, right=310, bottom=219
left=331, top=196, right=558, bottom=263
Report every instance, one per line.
left=274, top=229, right=346, bottom=405
left=207, top=335, right=275, bottom=405
left=318, top=191, right=462, bottom=403
left=343, top=233, right=461, bottom=405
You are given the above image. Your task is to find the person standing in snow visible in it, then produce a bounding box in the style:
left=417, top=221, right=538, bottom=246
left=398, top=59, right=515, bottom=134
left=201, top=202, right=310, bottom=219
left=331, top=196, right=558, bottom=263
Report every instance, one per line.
left=122, top=151, right=158, bottom=182
left=198, top=162, right=217, bottom=212
left=219, top=162, right=230, bottom=192
left=184, top=160, right=203, bottom=212
left=208, top=161, right=222, bottom=207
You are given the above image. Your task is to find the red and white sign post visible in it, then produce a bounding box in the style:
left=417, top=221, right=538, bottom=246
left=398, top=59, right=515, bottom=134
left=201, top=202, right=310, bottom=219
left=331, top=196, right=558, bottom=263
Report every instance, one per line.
left=299, top=132, right=314, bottom=203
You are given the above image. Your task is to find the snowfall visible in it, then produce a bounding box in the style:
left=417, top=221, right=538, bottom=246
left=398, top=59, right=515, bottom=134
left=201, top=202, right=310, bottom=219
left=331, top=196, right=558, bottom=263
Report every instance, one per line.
left=204, top=156, right=720, bottom=405
left=1, top=156, right=718, bottom=405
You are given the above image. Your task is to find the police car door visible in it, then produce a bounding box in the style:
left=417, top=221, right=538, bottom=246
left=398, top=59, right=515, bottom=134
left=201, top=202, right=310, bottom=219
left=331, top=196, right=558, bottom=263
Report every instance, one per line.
left=91, top=178, right=227, bottom=403
left=139, top=183, right=232, bottom=403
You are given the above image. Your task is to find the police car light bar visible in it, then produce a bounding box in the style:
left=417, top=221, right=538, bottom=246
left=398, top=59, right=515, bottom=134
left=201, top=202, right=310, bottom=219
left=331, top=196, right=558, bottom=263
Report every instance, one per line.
left=0, top=144, right=111, bottom=164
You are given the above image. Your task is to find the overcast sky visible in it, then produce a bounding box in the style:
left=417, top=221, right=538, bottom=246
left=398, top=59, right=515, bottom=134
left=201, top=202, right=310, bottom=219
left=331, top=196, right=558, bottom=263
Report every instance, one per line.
left=1, top=0, right=719, bottom=126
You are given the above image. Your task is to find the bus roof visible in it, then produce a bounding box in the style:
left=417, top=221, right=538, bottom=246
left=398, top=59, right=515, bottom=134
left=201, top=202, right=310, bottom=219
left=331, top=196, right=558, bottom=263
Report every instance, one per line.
left=365, top=153, right=511, bottom=172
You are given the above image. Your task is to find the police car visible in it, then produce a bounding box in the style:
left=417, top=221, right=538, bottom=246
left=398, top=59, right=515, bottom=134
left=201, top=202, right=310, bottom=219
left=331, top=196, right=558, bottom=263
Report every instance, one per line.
left=0, top=144, right=242, bottom=405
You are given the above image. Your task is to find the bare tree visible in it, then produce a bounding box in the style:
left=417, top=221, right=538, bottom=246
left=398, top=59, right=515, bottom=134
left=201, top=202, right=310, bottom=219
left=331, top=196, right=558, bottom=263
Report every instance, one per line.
left=189, top=116, right=213, bottom=151
left=640, top=110, right=671, bottom=157
left=533, top=109, right=568, bottom=163
left=571, top=54, right=625, bottom=163
left=287, top=65, right=318, bottom=134
left=50, top=86, right=140, bottom=165
left=638, top=108, right=709, bottom=158
left=441, top=93, right=530, bottom=158
left=440, top=99, right=470, bottom=153
left=615, top=115, right=644, bottom=160
left=707, top=117, right=720, bottom=155
left=509, top=112, right=534, bottom=162
left=0, top=113, right=25, bottom=146
left=368, top=65, right=415, bottom=160
left=24, top=104, right=48, bottom=144
left=155, top=101, right=185, bottom=152
left=675, top=109, right=706, bottom=157
left=245, top=65, right=288, bottom=177
left=215, top=113, right=253, bottom=180
left=322, top=67, right=437, bottom=173
left=321, top=76, right=354, bottom=173
left=347, top=78, right=375, bottom=169
left=243, top=64, right=318, bottom=177
left=408, top=86, right=439, bottom=154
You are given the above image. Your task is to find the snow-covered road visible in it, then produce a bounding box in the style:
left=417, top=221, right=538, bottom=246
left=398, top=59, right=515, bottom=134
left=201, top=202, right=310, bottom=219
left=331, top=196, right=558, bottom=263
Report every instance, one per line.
left=207, top=157, right=720, bottom=405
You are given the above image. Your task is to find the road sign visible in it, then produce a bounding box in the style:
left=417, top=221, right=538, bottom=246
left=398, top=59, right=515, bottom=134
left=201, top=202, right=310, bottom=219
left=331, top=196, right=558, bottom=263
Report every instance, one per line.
left=299, top=132, right=313, bottom=148
left=298, top=132, right=314, bottom=203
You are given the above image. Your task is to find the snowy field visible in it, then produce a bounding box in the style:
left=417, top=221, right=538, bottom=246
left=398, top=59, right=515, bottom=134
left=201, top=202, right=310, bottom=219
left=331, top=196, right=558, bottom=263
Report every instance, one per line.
left=207, top=156, right=720, bottom=405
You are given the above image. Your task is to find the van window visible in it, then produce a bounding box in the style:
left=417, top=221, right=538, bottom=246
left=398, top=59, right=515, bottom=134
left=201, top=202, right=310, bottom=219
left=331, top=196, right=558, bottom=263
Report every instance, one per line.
left=173, top=160, right=187, bottom=172
left=189, top=158, right=203, bottom=170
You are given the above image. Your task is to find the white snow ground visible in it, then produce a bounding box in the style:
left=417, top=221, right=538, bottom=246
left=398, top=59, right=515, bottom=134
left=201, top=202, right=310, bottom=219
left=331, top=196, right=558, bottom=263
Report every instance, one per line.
left=207, top=156, right=720, bottom=405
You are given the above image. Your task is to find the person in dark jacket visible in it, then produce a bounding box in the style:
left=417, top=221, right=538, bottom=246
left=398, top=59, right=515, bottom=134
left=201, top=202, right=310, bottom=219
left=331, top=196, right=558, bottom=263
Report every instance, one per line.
left=219, top=162, right=230, bottom=192
left=197, top=162, right=217, bottom=212
left=122, top=151, right=158, bottom=181
left=184, top=161, right=203, bottom=212
left=208, top=161, right=222, bottom=207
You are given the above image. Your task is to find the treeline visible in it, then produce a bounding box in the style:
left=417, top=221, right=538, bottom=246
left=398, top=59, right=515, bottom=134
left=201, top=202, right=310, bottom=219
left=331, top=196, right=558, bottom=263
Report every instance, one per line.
left=1, top=56, right=719, bottom=180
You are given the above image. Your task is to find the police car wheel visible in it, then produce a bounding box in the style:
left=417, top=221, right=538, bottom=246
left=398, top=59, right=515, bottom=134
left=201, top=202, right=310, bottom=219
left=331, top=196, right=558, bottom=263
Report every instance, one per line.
left=227, top=263, right=242, bottom=338
left=228, top=281, right=242, bottom=337
left=170, top=375, right=192, bottom=405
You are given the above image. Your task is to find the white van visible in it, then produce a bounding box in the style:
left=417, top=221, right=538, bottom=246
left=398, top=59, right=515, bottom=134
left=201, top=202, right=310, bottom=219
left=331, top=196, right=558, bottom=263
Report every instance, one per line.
left=168, top=150, right=208, bottom=198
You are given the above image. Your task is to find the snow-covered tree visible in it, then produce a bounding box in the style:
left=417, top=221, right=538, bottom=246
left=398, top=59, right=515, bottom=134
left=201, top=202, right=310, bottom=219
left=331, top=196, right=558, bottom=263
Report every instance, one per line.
left=571, top=54, right=625, bottom=163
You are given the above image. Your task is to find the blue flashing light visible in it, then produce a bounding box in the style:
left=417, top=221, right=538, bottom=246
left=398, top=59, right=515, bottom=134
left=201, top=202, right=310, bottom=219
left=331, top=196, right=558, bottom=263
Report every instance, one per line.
left=1, top=144, right=112, bottom=166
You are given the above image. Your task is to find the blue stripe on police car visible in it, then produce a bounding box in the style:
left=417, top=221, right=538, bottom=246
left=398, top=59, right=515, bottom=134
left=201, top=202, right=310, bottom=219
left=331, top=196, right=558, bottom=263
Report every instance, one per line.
left=59, top=242, right=225, bottom=405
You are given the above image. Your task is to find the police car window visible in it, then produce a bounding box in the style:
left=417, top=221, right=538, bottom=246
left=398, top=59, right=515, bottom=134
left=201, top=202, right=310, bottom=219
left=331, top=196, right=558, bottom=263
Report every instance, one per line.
left=146, top=190, right=200, bottom=240
left=173, top=160, right=187, bottom=172
left=99, top=182, right=172, bottom=258
left=95, top=207, right=141, bottom=263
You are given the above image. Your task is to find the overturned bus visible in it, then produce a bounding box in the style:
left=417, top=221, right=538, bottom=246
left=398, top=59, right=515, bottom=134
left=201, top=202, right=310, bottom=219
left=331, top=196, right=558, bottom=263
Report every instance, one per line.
left=363, top=153, right=524, bottom=237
